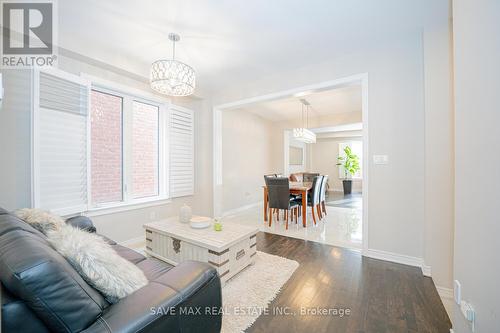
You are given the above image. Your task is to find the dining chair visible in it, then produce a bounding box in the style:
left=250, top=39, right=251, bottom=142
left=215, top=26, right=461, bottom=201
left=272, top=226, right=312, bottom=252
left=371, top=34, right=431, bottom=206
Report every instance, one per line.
left=319, top=175, right=329, bottom=218
left=264, top=175, right=277, bottom=220
left=303, top=172, right=320, bottom=182
left=265, top=177, right=299, bottom=230
left=264, top=174, right=291, bottom=220
left=300, top=175, right=322, bottom=225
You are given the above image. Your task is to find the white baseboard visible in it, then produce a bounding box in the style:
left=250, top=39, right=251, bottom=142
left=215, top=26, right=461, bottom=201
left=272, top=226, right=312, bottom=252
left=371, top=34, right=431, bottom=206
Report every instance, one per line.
left=221, top=201, right=262, bottom=217
left=436, top=286, right=454, bottom=300
left=364, top=248, right=428, bottom=275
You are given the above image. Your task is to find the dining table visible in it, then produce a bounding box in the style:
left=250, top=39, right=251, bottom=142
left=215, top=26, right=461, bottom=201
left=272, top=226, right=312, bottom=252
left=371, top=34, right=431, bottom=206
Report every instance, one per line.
left=262, top=181, right=312, bottom=227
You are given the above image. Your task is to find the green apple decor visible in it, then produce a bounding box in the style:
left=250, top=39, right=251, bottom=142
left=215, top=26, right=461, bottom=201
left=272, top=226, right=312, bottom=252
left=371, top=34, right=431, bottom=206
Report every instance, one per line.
left=336, top=146, right=360, bottom=195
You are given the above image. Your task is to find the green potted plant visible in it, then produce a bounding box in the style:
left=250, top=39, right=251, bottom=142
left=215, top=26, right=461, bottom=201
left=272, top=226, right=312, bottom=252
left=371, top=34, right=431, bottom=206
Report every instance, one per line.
left=336, top=146, right=360, bottom=195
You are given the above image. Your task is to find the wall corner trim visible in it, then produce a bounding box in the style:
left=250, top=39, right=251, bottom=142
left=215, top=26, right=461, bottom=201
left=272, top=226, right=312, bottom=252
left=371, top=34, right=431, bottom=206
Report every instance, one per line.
left=421, top=263, right=432, bottom=277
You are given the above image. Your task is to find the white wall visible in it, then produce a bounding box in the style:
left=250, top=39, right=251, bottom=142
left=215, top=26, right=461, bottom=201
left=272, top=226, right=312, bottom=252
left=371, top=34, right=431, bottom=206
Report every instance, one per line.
left=221, top=110, right=280, bottom=214
left=452, top=0, right=500, bottom=331
left=422, top=0, right=455, bottom=291
left=214, top=33, right=426, bottom=260
left=310, top=137, right=363, bottom=193
left=0, top=70, right=32, bottom=210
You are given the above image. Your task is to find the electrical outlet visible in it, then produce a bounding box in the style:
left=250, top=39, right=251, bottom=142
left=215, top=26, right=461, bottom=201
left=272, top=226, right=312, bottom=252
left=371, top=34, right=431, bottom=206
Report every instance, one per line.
left=460, top=301, right=476, bottom=332
left=149, top=211, right=157, bottom=220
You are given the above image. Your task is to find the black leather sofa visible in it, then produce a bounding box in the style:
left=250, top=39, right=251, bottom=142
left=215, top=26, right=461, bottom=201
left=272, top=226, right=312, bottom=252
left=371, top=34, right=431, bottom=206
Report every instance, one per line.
left=0, top=207, right=222, bottom=333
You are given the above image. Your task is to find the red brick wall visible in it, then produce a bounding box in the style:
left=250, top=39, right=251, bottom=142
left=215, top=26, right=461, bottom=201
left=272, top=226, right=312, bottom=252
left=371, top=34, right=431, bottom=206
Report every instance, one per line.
left=90, top=90, right=123, bottom=204
left=132, top=101, right=159, bottom=198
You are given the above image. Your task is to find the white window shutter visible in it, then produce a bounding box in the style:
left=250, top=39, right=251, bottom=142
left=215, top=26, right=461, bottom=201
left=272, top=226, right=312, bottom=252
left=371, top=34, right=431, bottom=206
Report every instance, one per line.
left=34, top=70, right=90, bottom=215
left=169, top=105, right=194, bottom=197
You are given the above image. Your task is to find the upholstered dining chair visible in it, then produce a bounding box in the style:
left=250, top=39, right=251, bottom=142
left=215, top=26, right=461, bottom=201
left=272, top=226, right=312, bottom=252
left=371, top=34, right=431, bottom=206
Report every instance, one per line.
left=303, top=172, right=320, bottom=182
left=319, top=175, right=329, bottom=218
left=299, top=175, right=323, bottom=225
left=265, top=177, right=299, bottom=230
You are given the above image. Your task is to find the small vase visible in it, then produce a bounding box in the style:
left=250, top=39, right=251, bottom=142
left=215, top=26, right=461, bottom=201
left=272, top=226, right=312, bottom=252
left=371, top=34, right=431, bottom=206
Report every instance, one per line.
left=179, top=204, right=192, bottom=223
left=214, top=220, right=222, bottom=231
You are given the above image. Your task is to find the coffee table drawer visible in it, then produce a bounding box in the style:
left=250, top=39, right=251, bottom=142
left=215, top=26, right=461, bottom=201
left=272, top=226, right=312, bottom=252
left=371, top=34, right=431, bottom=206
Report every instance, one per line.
left=146, top=229, right=208, bottom=264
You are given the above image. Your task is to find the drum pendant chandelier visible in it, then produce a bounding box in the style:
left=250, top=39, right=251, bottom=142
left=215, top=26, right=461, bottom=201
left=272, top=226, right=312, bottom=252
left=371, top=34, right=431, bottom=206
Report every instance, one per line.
left=293, top=99, right=316, bottom=144
left=150, top=33, right=196, bottom=96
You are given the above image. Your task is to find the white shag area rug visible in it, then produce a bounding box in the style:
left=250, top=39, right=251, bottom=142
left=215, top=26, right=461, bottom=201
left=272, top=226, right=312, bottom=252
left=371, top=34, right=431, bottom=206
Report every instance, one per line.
left=221, top=251, right=299, bottom=333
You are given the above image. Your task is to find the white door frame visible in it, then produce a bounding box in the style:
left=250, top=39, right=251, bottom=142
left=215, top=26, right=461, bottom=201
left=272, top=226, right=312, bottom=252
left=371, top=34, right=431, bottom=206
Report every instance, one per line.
left=212, top=73, right=369, bottom=254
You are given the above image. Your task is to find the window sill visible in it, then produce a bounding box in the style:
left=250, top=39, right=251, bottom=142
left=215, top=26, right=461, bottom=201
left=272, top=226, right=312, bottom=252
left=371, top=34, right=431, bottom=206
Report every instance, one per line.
left=85, top=197, right=171, bottom=217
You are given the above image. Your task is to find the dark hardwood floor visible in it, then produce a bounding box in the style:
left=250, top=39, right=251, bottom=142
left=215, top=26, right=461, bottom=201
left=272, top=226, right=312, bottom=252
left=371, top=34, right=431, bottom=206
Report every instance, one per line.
left=248, top=232, right=451, bottom=333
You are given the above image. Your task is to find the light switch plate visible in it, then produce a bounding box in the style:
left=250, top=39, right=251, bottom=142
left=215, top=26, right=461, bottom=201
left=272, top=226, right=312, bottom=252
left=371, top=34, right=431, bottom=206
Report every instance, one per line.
left=373, top=155, right=389, bottom=165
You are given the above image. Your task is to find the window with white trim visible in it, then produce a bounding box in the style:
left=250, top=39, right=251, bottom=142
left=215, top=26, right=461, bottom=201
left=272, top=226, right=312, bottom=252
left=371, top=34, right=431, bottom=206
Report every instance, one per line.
left=338, top=141, right=362, bottom=179
left=33, top=69, right=195, bottom=215
left=89, top=85, right=167, bottom=209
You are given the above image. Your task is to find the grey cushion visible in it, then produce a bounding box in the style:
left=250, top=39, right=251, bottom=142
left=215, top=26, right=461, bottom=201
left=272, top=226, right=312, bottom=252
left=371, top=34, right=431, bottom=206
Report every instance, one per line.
left=136, top=257, right=174, bottom=280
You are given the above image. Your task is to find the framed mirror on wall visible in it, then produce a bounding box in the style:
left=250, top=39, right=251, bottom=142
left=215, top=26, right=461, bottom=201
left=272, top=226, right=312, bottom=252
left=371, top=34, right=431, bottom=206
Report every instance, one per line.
left=289, top=146, right=303, bottom=165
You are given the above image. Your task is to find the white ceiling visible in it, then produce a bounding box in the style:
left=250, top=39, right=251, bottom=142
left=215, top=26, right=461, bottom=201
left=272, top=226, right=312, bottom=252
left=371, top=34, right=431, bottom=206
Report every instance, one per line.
left=58, top=0, right=432, bottom=95
left=234, top=85, right=362, bottom=122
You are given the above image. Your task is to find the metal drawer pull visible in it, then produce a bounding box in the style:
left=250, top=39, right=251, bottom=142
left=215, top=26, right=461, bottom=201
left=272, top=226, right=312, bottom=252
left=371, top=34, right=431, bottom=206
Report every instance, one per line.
left=236, top=249, right=245, bottom=260
left=172, top=238, right=181, bottom=254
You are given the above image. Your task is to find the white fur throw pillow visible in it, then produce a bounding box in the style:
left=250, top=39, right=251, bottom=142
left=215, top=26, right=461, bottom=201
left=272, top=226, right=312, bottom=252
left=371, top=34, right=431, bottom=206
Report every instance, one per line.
left=14, top=208, right=65, bottom=234
left=46, top=225, right=148, bottom=303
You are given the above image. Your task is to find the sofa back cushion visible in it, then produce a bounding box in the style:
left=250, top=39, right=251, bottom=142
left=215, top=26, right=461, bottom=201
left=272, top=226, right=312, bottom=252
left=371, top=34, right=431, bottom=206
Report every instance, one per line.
left=0, top=210, right=108, bottom=333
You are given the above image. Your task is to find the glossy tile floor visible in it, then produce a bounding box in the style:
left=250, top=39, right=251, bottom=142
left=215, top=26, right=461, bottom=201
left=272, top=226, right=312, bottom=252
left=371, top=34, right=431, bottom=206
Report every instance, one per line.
left=222, top=193, right=363, bottom=250
left=326, top=192, right=362, bottom=209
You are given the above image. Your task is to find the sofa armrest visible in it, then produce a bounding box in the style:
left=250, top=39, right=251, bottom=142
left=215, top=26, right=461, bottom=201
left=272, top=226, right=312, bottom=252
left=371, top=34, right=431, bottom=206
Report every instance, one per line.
left=83, top=261, right=222, bottom=333
left=65, top=216, right=96, bottom=233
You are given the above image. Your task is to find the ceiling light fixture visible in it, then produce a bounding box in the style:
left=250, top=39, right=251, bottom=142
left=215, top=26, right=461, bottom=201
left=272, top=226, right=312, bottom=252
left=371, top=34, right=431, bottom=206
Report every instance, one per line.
left=293, top=99, right=316, bottom=144
left=150, top=33, right=196, bottom=96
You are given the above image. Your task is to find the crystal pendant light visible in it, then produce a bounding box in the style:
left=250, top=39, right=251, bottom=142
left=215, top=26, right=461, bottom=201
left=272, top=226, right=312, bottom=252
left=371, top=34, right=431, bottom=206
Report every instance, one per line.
left=293, top=99, right=316, bottom=144
left=150, top=33, right=196, bottom=96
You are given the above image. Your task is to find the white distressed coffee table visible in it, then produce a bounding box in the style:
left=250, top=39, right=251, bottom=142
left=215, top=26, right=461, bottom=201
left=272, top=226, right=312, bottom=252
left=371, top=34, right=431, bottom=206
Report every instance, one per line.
left=143, top=217, right=258, bottom=285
